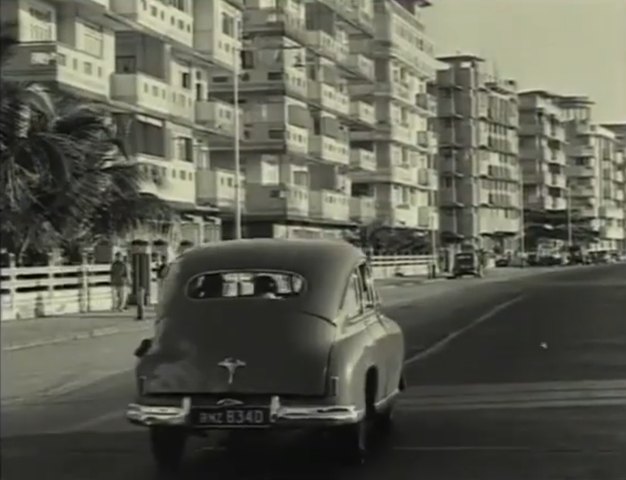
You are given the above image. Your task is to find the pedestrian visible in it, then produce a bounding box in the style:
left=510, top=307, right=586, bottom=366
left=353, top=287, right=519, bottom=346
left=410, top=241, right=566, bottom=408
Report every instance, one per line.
left=156, top=255, right=168, bottom=294
left=110, top=252, right=129, bottom=312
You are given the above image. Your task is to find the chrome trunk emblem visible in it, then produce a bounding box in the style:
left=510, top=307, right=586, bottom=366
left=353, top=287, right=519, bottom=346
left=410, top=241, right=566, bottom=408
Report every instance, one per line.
left=216, top=398, right=244, bottom=407
left=218, top=357, right=246, bottom=385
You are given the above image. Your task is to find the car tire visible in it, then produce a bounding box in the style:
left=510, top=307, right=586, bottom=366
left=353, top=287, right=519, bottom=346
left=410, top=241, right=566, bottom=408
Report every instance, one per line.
left=149, top=427, right=187, bottom=472
left=375, top=404, right=394, bottom=433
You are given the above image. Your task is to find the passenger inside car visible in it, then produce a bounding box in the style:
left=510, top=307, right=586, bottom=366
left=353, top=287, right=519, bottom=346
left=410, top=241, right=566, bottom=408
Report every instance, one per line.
left=253, top=275, right=280, bottom=299
left=195, top=274, right=224, bottom=298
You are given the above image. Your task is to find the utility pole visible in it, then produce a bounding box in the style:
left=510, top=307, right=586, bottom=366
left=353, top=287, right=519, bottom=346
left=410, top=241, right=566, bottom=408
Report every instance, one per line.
left=233, top=19, right=242, bottom=240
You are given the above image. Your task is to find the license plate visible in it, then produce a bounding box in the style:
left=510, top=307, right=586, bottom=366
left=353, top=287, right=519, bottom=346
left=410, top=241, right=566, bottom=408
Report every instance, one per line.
left=191, top=407, right=270, bottom=428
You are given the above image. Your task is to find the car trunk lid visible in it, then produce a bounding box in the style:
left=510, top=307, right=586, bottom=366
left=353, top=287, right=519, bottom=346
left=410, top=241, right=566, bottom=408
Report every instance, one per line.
left=139, top=301, right=336, bottom=397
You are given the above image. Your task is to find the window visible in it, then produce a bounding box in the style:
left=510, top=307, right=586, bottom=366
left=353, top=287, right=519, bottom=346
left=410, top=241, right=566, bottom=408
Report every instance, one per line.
left=241, top=50, right=254, bottom=69
left=357, top=263, right=376, bottom=308
left=81, top=22, right=103, bottom=57
left=268, top=129, right=284, bottom=139
left=342, top=273, right=363, bottom=318
left=221, top=13, right=234, bottom=36
left=116, top=56, right=136, bottom=73
left=181, top=72, right=190, bottom=88
left=186, top=271, right=305, bottom=299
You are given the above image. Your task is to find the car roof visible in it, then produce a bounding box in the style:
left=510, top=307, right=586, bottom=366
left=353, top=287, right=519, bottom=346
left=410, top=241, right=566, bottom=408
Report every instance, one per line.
left=162, top=239, right=367, bottom=321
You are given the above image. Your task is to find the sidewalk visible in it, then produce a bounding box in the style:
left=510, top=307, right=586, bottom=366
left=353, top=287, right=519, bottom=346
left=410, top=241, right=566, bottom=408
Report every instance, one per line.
left=1, top=309, right=155, bottom=352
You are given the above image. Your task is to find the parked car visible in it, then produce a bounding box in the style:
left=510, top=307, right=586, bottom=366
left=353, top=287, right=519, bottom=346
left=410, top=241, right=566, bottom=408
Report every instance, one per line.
left=451, top=251, right=484, bottom=278
left=128, top=239, right=406, bottom=470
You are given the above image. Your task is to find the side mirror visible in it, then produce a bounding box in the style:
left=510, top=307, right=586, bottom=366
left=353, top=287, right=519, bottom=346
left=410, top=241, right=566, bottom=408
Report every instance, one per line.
left=134, top=338, right=153, bottom=358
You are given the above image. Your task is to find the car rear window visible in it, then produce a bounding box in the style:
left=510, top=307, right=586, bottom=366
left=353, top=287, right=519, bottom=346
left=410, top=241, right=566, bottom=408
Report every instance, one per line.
left=186, top=270, right=305, bottom=299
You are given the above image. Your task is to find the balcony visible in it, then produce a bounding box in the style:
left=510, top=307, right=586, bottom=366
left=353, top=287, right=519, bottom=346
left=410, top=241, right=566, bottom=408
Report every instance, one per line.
left=350, top=196, right=376, bottom=223
left=377, top=80, right=413, bottom=105
left=359, top=164, right=418, bottom=186
left=137, top=154, right=196, bottom=204
left=169, top=86, right=195, bottom=121
left=600, top=225, right=625, bottom=240
left=196, top=168, right=245, bottom=211
left=416, top=93, right=437, bottom=116
left=111, top=73, right=170, bottom=115
left=246, top=183, right=310, bottom=218
left=310, top=190, right=350, bottom=222
left=308, top=82, right=350, bottom=116
left=306, top=30, right=349, bottom=66
left=350, top=149, right=376, bottom=172
left=349, top=101, right=376, bottom=126
left=545, top=197, right=567, bottom=211
left=244, top=7, right=308, bottom=44
left=196, top=100, right=241, bottom=137
left=309, top=135, right=349, bottom=166
left=600, top=206, right=625, bottom=220
left=347, top=54, right=375, bottom=82
left=417, top=168, right=437, bottom=188
left=388, top=203, right=418, bottom=228
left=375, top=121, right=413, bottom=145
left=568, top=145, right=595, bottom=157
left=418, top=206, right=438, bottom=229
left=111, top=0, right=193, bottom=47
left=417, top=130, right=437, bottom=151
left=546, top=173, right=567, bottom=189
left=567, top=165, right=596, bottom=178
left=4, top=42, right=109, bottom=98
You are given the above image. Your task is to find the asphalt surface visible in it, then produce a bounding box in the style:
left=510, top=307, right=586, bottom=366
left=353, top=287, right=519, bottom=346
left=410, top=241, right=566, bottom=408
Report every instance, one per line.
left=2, top=264, right=626, bottom=479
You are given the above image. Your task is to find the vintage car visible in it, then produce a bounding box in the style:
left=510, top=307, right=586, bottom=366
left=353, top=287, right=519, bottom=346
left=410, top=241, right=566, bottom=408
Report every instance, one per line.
left=451, top=251, right=484, bottom=278
left=128, top=239, right=406, bottom=470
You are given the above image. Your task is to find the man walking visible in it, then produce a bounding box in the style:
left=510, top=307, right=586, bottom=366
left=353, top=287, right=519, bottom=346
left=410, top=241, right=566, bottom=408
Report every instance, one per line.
left=110, top=252, right=129, bottom=312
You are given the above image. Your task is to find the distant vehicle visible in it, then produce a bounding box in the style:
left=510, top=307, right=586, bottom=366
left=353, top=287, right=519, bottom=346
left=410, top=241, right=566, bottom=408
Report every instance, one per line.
left=451, top=251, right=483, bottom=278
left=128, top=239, right=406, bottom=471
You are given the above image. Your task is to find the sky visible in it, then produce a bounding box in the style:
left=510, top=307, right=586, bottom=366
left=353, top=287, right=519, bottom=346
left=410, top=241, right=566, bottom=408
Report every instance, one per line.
left=422, top=0, right=626, bottom=123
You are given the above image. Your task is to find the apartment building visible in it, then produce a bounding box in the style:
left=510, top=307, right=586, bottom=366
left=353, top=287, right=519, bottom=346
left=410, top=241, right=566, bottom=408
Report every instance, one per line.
left=602, top=123, right=626, bottom=250
left=436, top=54, right=521, bottom=253
left=350, top=0, right=440, bottom=241
left=517, top=90, right=569, bottom=249
left=1, top=0, right=247, bottom=252
left=557, top=95, right=625, bottom=252
left=205, top=0, right=377, bottom=239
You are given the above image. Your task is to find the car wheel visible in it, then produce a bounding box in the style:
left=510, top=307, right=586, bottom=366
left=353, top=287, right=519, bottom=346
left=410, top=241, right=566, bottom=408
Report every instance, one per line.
left=375, top=403, right=394, bottom=433
left=150, top=427, right=187, bottom=472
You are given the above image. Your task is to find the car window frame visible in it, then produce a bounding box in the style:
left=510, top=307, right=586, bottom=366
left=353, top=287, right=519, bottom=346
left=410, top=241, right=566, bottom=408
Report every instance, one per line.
left=358, top=261, right=378, bottom=309
left=340, top=271, right=364, bottom=321
left=184, top=268, right=307, bottom=301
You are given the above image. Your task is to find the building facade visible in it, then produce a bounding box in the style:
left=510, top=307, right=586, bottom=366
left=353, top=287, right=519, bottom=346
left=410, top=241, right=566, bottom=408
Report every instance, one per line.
left=1, top=0, right=251, bottom=253
left=557, top=96, right=625, bottom=252
left=436, top=55, right=521, bottom=253
left=517, top=90, right=569, bottom=250
left=602, top=123, right=626, bottom=251
left=350, top=0, right=440, bottom=245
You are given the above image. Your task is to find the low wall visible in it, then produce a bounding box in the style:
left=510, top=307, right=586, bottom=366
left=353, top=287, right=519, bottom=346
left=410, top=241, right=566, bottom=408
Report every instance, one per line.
left=0, top=254, right=435, bottom=321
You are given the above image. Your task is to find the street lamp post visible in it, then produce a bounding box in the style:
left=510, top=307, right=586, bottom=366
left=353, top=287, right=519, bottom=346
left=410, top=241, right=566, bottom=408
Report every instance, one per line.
left=566, top=185, right=573, bottom=246
left=430, top=211, right=438, bottom=277
left=233, top=21, right=242, bottom=240
left=519, top=163, right=525, bottom=266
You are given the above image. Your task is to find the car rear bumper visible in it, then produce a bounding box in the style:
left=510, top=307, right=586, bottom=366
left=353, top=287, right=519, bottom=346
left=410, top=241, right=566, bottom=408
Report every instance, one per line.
left=126, top=396, right=364, bottom=429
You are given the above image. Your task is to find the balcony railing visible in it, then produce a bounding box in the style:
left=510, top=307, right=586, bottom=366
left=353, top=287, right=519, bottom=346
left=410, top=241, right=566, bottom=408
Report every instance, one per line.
left=309, top=135, right=349, bottom=166
left=5, top=42, right=110, bottom=98
left=415, top=93, right=437, bottom=116
left=347, top=53, right=375, bottom=81
left=350, top=149, right=376, bottom=172
left=195, top=100, right=241, bottom=136
left=196, top=168, right=245, bottom=210
left=349, top=196, right=376, bottom=223
left=111, top=0, right=193, bottom=47
left=305, top=30, right=349, bottom=65
left=349, top=101, right=376, bottom=126
left=244, top=7, right=308, bottom=44
left=111, top=72, right=170, bottom=114
left=310, top=190, right=350, bottom=222
left=170, top=86, right=195, bottom=121
left=137, top=154, right=196, bottom=204
left=568, top=145, right=595, bottom=157
left=246, top=183, right=309, bottom=217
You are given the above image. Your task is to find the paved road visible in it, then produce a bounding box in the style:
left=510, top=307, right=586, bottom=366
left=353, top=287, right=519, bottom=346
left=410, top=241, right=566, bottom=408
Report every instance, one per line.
left=2, top=264, right=626, bottom=479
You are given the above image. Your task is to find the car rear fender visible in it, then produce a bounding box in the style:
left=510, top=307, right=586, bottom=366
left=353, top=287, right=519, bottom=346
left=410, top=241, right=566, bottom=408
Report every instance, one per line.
left=325, top=325, right=377, bottom=411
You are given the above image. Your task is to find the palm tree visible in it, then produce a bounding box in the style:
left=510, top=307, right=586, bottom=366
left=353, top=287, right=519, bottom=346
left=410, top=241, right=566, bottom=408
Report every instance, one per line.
left=0, top=28, right=173, bottom=263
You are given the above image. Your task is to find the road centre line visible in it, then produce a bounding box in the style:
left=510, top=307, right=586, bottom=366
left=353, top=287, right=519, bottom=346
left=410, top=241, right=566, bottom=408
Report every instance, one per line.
left=403, top=295, right=524, bottom=365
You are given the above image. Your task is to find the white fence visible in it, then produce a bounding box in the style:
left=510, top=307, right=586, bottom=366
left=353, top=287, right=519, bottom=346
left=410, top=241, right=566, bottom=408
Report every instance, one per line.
left=0, top=255, right=435, bottom=321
